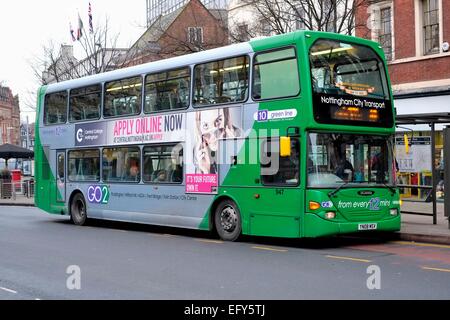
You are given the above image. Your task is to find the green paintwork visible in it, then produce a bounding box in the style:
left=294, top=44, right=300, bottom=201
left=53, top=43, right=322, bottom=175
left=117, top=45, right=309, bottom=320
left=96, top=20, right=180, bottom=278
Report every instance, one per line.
left=208, top=31, right=399, bottom=238
left=35, top=30, right=401, bottom=239
left=34, top=86, right=66, bottom=215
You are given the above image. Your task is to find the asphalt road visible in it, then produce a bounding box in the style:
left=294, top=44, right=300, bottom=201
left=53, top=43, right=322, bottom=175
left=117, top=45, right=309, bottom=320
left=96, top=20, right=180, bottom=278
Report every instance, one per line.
left=0, top=206, right=449, bottom=300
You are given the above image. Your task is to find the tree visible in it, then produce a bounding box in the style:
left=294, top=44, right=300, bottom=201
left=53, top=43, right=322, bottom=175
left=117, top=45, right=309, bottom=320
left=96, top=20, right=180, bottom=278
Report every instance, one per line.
left=229, top=0, right=368, bottom=41
left=30, top=17, right=136, bottom=86
left=26, top=16, right=139, bottom=112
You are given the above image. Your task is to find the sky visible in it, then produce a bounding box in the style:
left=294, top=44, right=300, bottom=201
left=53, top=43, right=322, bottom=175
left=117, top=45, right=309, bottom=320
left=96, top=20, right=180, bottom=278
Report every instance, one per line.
left=0, top=0, right=147, bottom=123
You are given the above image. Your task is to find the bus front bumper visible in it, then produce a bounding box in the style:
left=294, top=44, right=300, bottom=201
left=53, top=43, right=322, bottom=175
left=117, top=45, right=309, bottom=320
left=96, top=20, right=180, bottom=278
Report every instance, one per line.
left=303, top=213, right=401, bottom=238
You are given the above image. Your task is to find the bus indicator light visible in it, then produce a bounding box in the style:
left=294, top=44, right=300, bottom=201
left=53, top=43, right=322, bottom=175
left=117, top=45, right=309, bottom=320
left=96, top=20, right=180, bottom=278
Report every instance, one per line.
left=309, top=201, right=321, bottom=211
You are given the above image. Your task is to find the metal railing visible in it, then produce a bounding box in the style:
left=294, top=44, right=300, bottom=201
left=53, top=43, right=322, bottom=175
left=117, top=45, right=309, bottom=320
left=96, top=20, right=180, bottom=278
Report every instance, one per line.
left=397, top=184, right=437, bottom=224
left=0, top=180, right=35, bottom=200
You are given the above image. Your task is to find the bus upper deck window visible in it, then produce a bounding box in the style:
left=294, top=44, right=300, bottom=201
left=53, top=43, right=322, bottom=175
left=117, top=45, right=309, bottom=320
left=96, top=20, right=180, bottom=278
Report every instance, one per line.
left=193, top=56, right=249, bottom=107
left=253, top=48, right=300, bottom=100
left=104, top=77, right=142, bottom=118
left=44, top=92, right=68, bottom=125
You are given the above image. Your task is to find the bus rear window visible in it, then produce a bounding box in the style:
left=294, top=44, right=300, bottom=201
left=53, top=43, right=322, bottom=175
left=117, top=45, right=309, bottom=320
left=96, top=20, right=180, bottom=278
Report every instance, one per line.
left=44, top=92, right=67, bottom=125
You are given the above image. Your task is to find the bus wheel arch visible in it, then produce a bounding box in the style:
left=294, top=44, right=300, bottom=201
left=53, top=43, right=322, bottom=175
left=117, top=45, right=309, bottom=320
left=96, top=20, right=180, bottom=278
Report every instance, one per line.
left=69, top=190, right=89, bottom=226
left=211, top=196, right=242, bottom=242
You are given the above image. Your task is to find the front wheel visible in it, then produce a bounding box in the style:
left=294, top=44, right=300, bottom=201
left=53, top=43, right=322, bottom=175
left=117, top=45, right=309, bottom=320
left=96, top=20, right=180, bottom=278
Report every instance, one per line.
left=70, top=193, right=88, bottom=226
left=214, top=200, right=242, bottom=242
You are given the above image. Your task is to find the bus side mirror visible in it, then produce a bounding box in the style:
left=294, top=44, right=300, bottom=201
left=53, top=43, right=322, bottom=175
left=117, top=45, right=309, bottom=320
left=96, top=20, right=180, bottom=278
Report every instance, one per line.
left=280, top=137, right=291, bottom=157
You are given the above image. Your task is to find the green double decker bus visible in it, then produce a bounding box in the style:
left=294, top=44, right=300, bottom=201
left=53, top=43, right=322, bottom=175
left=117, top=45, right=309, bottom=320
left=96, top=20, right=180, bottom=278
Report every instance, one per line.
left=35, top=31, right=400, bottom=241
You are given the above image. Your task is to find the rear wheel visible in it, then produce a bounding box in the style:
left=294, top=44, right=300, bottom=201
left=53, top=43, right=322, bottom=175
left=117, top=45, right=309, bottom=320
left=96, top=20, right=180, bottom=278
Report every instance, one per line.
left=70, top=193, right=88, bottom=226
left=214, top=200, right=242, bottom=242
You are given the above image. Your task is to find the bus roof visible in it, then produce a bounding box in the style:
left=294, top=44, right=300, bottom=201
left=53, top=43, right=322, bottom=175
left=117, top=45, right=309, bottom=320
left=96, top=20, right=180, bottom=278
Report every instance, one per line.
left=42, top=30, right=382, bottom=94
left=43, top=41, right=253, bottom=94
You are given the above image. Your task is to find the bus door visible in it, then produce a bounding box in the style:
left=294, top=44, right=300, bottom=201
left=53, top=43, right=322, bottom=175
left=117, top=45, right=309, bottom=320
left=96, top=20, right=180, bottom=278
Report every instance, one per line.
left=56, top=151, right=66, bottom=203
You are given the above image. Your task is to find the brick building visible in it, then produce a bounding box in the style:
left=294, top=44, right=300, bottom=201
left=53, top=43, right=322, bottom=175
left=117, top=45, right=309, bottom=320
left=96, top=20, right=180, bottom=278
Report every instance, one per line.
left=356, top=0, right=450, bottom=201
left=356, top=0, right=450, bottom=109
left=0, top=86, right=20, bottom=146
left=146, top=0, right=228, bottom=27
left=126, top=0, right=228, bottom=66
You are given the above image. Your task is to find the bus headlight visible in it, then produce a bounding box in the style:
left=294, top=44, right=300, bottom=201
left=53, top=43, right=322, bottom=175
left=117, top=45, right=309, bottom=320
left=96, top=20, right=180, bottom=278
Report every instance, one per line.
left=325, top=212, right=336, bottom=220
left=390, top=208, right=399, bottom=216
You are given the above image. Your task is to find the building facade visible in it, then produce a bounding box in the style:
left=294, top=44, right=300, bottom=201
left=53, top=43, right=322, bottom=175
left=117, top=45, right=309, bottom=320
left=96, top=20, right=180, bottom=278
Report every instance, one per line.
left=146, top=0, right=229, bottom=26
left=128, top=0, right=229, bottom=66
left=357, top=0, right=450, bottom=201
left=0, top=86, right=20, bottom=146
left=42, top=44, right=129, bottom=85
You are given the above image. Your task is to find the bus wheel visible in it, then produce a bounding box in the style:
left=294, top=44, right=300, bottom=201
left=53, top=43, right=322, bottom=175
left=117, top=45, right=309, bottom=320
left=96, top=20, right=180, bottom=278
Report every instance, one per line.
left=70, top=193, right=88, bottom=226
left=215, top=200, right=241, bottom=242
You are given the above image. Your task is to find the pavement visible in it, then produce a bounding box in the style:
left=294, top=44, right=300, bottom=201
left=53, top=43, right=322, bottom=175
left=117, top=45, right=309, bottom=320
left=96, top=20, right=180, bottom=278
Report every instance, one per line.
left=391, top=201, right=450, bottom=245
left=0, top=196, right=449, bottom=245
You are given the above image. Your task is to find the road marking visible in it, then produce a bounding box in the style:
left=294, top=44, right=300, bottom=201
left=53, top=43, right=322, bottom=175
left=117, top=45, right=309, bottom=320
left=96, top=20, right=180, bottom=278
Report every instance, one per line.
left=0, top=287, right=17, bottom=294
left=421, top=266, right=450, bottom=273
left=326, top=255, right=372, bottom=263
left=392, top=241, right=450, bottom=250
left=196, top=239, right=224, bottom=244
left=252, top=246, right=288, bottom=253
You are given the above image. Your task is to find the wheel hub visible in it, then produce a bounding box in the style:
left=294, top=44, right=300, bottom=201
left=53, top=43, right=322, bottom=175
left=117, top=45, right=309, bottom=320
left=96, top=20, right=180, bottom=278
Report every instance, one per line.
left=220, top=206, right=237, bottom=232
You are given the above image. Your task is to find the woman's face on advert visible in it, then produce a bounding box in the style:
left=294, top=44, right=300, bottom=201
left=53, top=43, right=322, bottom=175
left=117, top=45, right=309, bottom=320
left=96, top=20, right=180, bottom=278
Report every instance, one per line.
left=199, top=110, right=219, bottom=152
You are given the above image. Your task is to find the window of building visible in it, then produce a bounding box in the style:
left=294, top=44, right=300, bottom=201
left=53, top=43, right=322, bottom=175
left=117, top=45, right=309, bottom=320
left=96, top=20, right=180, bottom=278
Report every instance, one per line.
left=379, top=7, right=393, bottom=61
left=144, top=67, right=190, bottom=113
left=102, top=147, right=141, bottom=183
left=194, top=56, right=249, bottom=106
left=44, top=91, right=67, bottom=125
left=324, top=0, right=337, bottom=32
left=68, top=149, right=100, bottom=182
left=143, top=144, right=183, bottom=184
left=260, top=19, right=272, bottom=36
left=253, top=48, right=300, bottom=100
left=69, top=85, right=101, bottom=122
left=237, top=24, right=250, bottom=42
left=423, top=0, right=440, bottom=55
left=295, top=6, right=306, bottom=30
left=261, top=138, right=300, bottom=186
left=104, top=77, right=142, bottom=118
left=188, top=27, right=203, bottom=47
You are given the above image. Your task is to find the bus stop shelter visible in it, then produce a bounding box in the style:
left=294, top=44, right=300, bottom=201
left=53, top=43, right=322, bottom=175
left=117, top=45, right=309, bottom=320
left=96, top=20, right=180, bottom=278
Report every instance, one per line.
left=396, top=112, right=450, bottom=226
left=0, top=143, right=34, bottom=168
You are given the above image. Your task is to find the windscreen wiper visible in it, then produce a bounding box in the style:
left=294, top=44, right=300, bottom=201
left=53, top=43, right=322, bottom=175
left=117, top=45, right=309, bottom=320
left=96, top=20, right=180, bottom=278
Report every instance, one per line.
left=328, top=181, right=351, bottom=198
left=328, top=181, right=371, bottom=198
left=382, top=182, right=397, bottom=196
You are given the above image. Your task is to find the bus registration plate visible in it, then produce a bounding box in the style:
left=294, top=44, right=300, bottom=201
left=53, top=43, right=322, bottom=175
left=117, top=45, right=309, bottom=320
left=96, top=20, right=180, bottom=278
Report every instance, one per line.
left=358, top=223, right=378, bottom=231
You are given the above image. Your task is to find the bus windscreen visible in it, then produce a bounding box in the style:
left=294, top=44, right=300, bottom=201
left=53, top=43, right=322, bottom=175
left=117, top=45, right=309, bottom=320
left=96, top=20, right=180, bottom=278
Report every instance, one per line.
left=310, top=39, right=393, bottom=128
